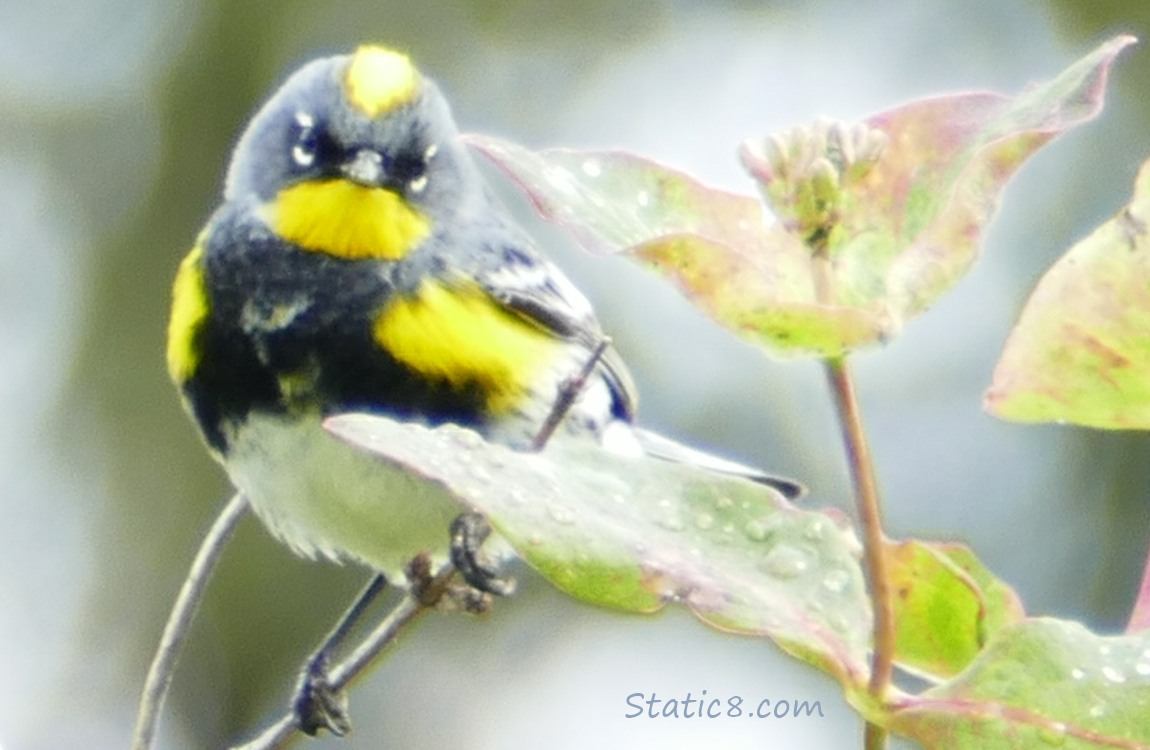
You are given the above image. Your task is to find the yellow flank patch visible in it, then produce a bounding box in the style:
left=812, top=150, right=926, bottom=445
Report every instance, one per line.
left=167, top=244, right=210, bottom=383
left=344, top=46, right=420, bottom=117
left=273, top=179, right=430, bottom=260
left=374, top=281, right=559, bottom=413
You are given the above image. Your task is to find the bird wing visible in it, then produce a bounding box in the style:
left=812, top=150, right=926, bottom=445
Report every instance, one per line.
left=473, top=237, right=639, bottom=421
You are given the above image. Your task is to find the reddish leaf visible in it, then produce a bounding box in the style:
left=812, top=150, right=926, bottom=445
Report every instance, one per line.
left=987, top=157, right=1150, bottom=428
left=469, top=37, right=1132, bottom=357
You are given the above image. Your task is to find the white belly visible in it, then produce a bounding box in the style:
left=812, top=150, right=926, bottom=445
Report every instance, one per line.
left=224, top=411, right=468, bottom=581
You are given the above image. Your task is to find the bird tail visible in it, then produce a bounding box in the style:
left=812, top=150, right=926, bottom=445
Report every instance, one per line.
left=632, top=427, right=805, bottom=500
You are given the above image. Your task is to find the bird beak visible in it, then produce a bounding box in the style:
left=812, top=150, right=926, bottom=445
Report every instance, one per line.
left=341, top=149, right=385, bottom=187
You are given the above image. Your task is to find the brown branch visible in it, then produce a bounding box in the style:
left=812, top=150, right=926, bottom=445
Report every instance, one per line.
left=825, top=358, right=894, bottom=750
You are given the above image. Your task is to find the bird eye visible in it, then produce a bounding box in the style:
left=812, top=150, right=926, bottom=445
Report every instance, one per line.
left=291, top=112, right=319, bottom=169
left=406, top=143, right=438, bottom=194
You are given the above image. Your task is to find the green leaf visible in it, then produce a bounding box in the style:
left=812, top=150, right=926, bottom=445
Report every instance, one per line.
left=325, top=413, right=872, bottom=688
left=888, top=618, right=1150, bottom=749
left=886, top=540, right=1026, bottom=682
left=467, top=36, right=1132, bottom=357
left=986, top=157, right=1150, bottom=428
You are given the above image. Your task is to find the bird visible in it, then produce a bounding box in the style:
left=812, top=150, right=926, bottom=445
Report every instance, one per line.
left=166, top=44, right=802, bottom=587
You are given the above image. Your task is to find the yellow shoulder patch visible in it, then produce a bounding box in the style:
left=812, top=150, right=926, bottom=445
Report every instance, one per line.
left=167, top=244, right=210, bottom=383
left=344, top=46, right=420, bottom=117
left=272, top=179, right=430, bottom=260
left=374, top=280, right=559, bottom=414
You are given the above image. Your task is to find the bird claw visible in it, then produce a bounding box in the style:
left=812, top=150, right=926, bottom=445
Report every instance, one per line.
left=294, top=654, right=351, bottom=737
left=450, top=511, right=516, bottom=597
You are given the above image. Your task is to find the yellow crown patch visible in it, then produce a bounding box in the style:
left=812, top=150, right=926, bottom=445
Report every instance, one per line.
left=344, top=46, right=420, bottom=117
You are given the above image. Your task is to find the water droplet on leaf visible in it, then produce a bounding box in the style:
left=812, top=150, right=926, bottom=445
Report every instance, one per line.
left=822, top=569, right=851, bottom=593
left=1102, top=666, right=1126, bottom=684
left=760, top=544, right=812, bottom=579
left=449, top=427, right=483, bottom=449
left=545, top=166, right=575, bottom=192
left=744, top=519, right=771, bottom=542
left=1037, top=722, right=1067, bottom=747
left=548, top=504, right=575, bottom=525
left=804, top=519, right=827, bottom=541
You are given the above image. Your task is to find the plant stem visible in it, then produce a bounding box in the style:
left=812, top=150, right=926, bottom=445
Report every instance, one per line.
left=825, top=357, right=894, bottom=750
left=811, top=243, right=893, bottom=747
left=864, top=721, right=888, bottom=750
left=132, top=493, right=249, bottom=750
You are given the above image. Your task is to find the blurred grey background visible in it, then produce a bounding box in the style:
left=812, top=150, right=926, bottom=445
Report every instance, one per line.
left=3, top=1, right=1149, bottom=748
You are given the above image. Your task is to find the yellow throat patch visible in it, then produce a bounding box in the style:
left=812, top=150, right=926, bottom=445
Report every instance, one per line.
left=272, top=179, right=430, bottom=260
left=374, top=280, right=559, bottom=414
left=344, top=46, right=420, bottom=117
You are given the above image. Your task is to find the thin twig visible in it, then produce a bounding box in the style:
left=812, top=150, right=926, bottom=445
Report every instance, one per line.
left=132, top=493, right=250, bottom=750
left=531, top=337, right=611, bottom=451
left=230, top=560, right=457, bottom=750
left=825, top=358, right=894, bottom=750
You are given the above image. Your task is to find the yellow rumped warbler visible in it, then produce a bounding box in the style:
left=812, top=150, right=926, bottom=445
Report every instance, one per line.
left=166, top=45, right=800, bottom=583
